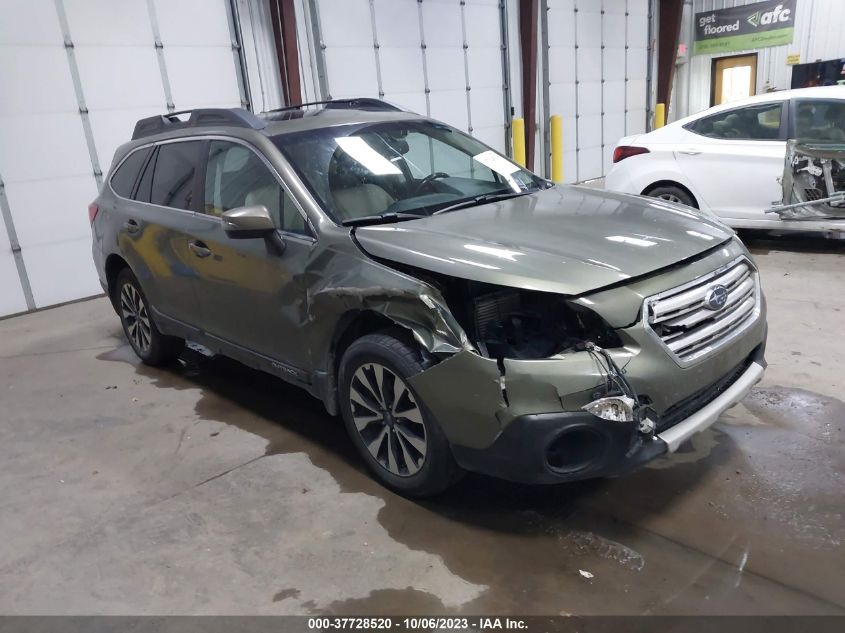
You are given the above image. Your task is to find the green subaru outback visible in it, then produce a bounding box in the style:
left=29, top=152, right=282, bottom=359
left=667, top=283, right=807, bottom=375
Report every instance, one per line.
left=90, top=99, right=767, bottom=496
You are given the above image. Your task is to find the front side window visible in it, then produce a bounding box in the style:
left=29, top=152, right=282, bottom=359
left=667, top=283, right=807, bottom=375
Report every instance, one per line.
left=688, top=102, right=783, bottom=140
left=203, top=140, right=309, bottom=235
left=111, top=147, right=150, bottom=198
left=793, top=100, right=845, bottom=142
left=273, top=120, right=545, bottom=224
left=149, top=141, right=202, bottom=210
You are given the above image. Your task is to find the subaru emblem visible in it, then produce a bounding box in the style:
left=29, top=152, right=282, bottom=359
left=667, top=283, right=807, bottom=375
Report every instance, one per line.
left=704, top=284, right=729, bottom=311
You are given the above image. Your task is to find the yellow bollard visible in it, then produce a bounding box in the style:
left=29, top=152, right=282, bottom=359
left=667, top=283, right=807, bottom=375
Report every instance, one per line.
left=512, top=118, right=526, bottom=167
left=550, top=114, right=563, bottom=183
left=655, top=103, right=666, bottom=129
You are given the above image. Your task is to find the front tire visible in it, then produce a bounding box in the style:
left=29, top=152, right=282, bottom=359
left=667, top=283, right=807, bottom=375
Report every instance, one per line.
left=115, top=268, right=184, bottom=366
left=338, top=333, right=462, bottom=497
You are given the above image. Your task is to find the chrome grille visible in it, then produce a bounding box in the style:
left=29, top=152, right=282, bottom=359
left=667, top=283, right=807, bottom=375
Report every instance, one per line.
left=645, top=258, right=761, bottom=366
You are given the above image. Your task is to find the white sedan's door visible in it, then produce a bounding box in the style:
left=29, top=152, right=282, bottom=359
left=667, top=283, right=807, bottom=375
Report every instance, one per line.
left=673, top=101, right=786, bottom=221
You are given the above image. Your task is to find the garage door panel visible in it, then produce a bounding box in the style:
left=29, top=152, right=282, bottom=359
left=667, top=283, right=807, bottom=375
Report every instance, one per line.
left=464, top=4, right=500, bottom=47
left=0, top=47, right=77, bottom=116
left=603, top=111, right=625, bottom=148
left=22, top=237, right=102, bottom=308
left=576, top=4, right=601, bottom=38
left=426, top=49, right=465, bottom=91
left=64, top=0, right=153, bottom=46
left=578, top=146, right=603, bottom=181
left=0, top=113, right=91, bottom=183
left=319, top=0, right=373, bottom=47
left=165, top=47, right=240, bottom=107
left=5, top=176, right=97, bottom=250
left=467, top=48, right=501, bottom=88
left=548, top=47, right=576, bottom=84
left=384, top=92, right=428, bottom=116
left=154, top=0, right=232, bottom=46
left=576, top=47, right=602, bottom=80
left=627, top=109, right=646, bottom=135
left=603, top=80, right=626, bottom=115
left=547, top=9, right=575, bottom=46
left=429, top=90, right=468, bottom=130
left=627, top=22, right=649, bottom=49
left=603, top=48, right=626, bottom=82
left=577, top=82, right=602, bottom=117
left=75, top=47, right=165, bottom=110
left=421, top=2, right=462, bottom=47
left=374, top=0, right=419, bottom=48
left=627, top=78, right=647, bottom=110
left=603, top=0, right=627, bottom=14
left=469, top=86, right=504, bottom=130
left=578, top=114, right=602, bottom=150
left=0, top=0, right=63, bottom=45
left=380, top=48, right=424, bottom=95
left=324, top=47, right=379, bottom=99
left=603, top=13, right=626, bottom=46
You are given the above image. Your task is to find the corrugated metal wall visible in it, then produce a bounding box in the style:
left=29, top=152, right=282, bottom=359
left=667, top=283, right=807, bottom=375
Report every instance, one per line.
left=680, top=0, right=845, bottom=117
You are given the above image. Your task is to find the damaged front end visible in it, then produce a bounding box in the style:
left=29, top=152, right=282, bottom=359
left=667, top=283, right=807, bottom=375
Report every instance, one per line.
left=768, top=140, right=845, bottom=219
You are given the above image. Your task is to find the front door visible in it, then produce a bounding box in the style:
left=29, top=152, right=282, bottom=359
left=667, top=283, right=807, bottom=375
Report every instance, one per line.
left=186, top=139, right=317, bottom=374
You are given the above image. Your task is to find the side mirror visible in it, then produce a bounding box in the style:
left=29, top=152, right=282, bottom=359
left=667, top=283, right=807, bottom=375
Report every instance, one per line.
left=221, top=205, right=276, bottom=239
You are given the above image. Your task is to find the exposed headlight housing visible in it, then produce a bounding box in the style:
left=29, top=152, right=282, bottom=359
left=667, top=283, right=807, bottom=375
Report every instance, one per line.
left=583, top=396, right=636, bottom=422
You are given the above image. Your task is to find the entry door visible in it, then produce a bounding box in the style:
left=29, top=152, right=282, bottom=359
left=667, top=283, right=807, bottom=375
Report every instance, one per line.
left=711, top=54, right=757, bottom=106
left=676, top=100, right=786, bottom=220
left=187, top=140, right=317, bottom=373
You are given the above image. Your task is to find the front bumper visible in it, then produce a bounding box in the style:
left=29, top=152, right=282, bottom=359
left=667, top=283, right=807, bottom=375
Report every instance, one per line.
left=449, top=345, right=765, bottom=484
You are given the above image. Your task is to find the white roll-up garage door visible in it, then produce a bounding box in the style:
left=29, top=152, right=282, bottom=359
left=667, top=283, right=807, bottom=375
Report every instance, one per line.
left=308, top=0, right=511, bottom=154
left=0, top=0, right=246, bottom=317
left=545, top=0, right=653, bottom=183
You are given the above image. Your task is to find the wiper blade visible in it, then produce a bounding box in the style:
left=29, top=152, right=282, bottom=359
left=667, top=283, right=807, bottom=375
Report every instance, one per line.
left=432, top=190, right=533, bottom=215
left=341, top=212, right=424, bottom=227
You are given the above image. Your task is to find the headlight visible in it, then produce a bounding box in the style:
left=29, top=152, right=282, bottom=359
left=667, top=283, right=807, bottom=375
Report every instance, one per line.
left=583, top=396, right=636, bottom=422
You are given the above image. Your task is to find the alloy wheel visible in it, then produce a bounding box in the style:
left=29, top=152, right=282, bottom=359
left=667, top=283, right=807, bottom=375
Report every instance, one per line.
left=120, top=283, right=152, bottom=354
left=658, top=193, right=683, bottom=203
left=349, top=362, right=427, bottom=477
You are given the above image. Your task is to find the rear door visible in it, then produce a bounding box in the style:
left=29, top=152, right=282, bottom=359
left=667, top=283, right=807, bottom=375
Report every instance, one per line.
left=675, top=100, right=787, bottom=220
left=188, top=139, right=317, bottom=375
left=112, top=139, right=206, bottom=325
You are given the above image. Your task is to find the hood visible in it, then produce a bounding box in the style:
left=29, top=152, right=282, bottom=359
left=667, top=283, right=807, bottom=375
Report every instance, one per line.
left=354, top=185, right=734, bottom=296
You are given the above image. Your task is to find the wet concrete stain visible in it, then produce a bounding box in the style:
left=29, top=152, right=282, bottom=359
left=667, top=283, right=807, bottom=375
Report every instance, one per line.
left=97, top=345, right=845, bottom=615
left=273, top=588, right=301, bottom=603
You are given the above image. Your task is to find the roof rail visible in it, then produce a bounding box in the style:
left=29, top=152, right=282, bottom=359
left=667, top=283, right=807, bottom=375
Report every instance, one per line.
left=262, top=98, right=404, bottom=114
left=131, top=108, right=266, bottom=140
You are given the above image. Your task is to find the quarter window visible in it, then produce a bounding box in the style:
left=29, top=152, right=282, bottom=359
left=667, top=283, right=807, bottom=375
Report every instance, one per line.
left=149, top=141, right=202, bottom=210
left=203, top=141, right=309, bottom=235
left=110, top=147, right=150, bottom=198
left=688, top=103, right=783, bottom=140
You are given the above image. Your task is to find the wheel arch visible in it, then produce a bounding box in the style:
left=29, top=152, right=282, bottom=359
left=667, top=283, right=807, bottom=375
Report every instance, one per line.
left=641, top=180, right=700, bottom=209
left=105, top=254, right=131, bottom=312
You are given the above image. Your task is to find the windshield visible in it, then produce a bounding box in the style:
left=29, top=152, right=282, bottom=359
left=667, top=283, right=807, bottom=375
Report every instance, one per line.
left=272, top=120, right=545, bottom=224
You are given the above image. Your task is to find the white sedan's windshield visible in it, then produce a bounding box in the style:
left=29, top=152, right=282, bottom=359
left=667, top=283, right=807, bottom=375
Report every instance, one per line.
left=273, top=120, right=544, bottom=224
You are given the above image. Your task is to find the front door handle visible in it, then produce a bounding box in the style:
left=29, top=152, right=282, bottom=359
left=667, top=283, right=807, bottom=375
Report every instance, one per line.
left=678, top=149, right=702, bottom=156
left=188, top=240, right=212, bottom=258
left=124, top=219, right=140, bottom=234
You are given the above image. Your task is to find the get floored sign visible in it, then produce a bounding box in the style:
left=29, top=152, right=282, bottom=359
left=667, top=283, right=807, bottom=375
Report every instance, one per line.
left=694, top=0, right=796, bottom=55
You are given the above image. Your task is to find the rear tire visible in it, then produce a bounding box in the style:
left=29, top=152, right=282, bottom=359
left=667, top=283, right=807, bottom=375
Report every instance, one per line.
left=646, top=185, right=697, bottom=208
left=338, top=333, right=463, bottom=497
left=115, top=268, right=184, bottom=366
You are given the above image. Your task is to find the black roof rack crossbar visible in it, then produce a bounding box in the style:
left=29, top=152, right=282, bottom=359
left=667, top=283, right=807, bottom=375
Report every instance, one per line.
left=262, top=98, right=404, bottom=114
left=132, top=108, right=266, bottom=140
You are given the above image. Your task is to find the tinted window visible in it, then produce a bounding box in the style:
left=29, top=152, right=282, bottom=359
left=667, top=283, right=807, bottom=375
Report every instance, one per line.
left=150, top=141, right=201, bottom=210
left=110, top=147, right=150, bottom=198
left=134, top=148, right=156, bottom=203
left=203, top=140, right=309, bottom=235
left=689, top=103, right=783, bottom=140
left=794, top=100, right=845, bottom=141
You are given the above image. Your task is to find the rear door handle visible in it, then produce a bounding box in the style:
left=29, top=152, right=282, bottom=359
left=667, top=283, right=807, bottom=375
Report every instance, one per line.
left=124, top=219, right=140, bottom=234
left=188, top=240, right=212, bottom=258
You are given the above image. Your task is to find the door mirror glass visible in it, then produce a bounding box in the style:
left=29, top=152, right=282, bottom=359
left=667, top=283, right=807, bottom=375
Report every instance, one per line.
left=221, top=205, right=276, bottom=238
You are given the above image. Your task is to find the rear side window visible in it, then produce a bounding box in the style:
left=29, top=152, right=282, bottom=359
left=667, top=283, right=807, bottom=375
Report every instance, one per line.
left=149, top=141, right=202, bottom=210
left=687, top=102, right=783, bottom=140
left=110, top=147, right=150, bottom=198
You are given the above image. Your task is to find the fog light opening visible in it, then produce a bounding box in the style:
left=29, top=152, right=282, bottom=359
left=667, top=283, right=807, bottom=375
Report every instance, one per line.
left=546, top=427, right=608, bottom=474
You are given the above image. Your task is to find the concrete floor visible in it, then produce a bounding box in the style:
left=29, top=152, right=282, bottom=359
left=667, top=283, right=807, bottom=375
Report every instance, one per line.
left=0, top=233, right=843, bottom=616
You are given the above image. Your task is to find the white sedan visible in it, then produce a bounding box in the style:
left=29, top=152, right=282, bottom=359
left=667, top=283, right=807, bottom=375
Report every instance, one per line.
left=606, top=86, right=845, bottom=232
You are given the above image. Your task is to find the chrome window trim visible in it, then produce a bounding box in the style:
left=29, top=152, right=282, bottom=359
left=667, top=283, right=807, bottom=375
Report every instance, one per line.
left=107, top=135, right=317, bottom=242
left=641, top=255, right=762, bottom=368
